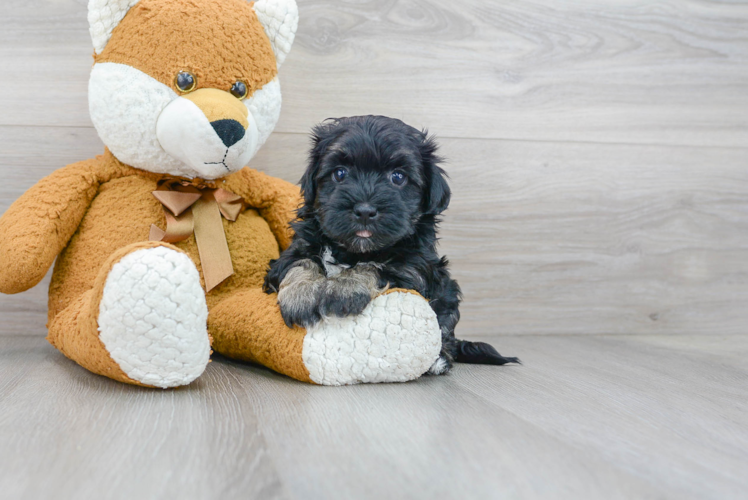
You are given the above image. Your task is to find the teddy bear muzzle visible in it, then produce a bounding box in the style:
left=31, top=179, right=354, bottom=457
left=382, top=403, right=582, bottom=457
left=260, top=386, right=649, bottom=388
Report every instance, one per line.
left=156, top=88, right=259, bottom=179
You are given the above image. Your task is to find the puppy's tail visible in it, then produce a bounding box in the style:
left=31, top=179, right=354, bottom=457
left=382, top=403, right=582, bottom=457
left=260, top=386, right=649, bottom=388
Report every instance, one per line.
left=454, top=340, right=521, bottom=366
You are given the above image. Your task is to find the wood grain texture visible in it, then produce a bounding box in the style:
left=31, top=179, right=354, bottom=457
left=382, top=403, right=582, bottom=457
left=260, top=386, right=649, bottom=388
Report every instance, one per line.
left=1, top=334, right=746, bottom=499
left=455, top=333, right=748, bottom=500
left=0, top=337, right=289, bottom=500
left=437, top=138, right=748, bottom=336
left=1, top=0, right=748, bottom=146
left=2, top=1, right=748, bottom=498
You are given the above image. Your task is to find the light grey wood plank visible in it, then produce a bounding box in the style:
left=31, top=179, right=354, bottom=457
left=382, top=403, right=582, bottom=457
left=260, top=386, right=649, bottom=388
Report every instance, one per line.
left=0, top=337, right=290, bottom=500
left=437, top=138, right=748, bottom=336
left=1, top=0, right=747, bottom=147
left=451, top=333, right=748, bottom=499
left=2, top=335, right=747, bottom=499
left=224, top=357, right=668, bottom=500
left=2, top=129, right=747, bottom=336
left=0, top=0, right=93, bottom=128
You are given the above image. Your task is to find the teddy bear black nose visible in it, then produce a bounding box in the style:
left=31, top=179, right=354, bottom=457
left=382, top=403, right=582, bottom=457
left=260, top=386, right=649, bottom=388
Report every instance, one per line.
left=211, top=119, right=246, bottom=148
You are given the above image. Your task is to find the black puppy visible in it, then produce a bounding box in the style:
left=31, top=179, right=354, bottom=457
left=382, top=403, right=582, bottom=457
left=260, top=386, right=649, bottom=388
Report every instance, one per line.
left=264, top=115, right=519, bottom=374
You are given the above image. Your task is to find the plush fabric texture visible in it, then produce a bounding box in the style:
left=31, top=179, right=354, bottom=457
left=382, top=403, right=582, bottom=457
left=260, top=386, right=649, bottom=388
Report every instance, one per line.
left=244, top=77, right=282, bottom=157
left=302, top=289, right=442, bottom=385
left=89, top=0, right=141, bottom=55
left=98, top=245, right=211, bottom=388
left=96, top=0, right=278, bottom=97
left=0, top=0, right=441, bottom=388
left=38, top=150, right=297, bottom=322
left=47, top=241, right=171, bottom=387
left=254, top=0, right=299, bottom=68
left=89, top=62, right=274, bottom=178
left=89, top=0, right=282, bottom=178
left=209, top=288, right=313, bottom=383
left=155, top=89, right=258, bottom=177
left=0, top=157, right=104, bottom=295
left=3, top=149, right=301, bottom=386
left=88, top=62, right=184, bottom=175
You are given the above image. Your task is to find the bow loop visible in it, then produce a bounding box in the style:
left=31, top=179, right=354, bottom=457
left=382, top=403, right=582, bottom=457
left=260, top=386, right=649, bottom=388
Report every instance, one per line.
left=150, top=179, right=245, bottom=291
left=213, top=188, right=244, bottom=221
left=151, top=190, right=201, bottom=217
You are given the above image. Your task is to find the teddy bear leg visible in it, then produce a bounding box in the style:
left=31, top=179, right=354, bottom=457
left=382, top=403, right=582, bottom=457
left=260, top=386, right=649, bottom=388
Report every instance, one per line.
left=208, top=289, right=313, bottom=383
left=47, top=242, right=211, bottom=388
left=208, top=288, right=442, bottom=385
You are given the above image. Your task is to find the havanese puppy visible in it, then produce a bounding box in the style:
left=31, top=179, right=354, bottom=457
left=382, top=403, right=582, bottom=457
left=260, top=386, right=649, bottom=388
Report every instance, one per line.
left=264, top=115, right=519, bottom=374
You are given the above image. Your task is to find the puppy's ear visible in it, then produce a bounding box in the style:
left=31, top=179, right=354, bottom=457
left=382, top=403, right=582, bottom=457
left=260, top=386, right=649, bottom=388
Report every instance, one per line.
left=420, top=133, right=451, bottom=215
left=300, top=120, right=341, bottom=206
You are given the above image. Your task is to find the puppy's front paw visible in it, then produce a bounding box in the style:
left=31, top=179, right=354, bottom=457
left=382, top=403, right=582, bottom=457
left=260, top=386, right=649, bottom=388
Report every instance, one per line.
left=318, top=287, right=372, bottom=318
left=279, top=300, right=322, bottom=329
left=318, top=263, right=380, bottom=318
left=277, top=260, right=325, bottom=328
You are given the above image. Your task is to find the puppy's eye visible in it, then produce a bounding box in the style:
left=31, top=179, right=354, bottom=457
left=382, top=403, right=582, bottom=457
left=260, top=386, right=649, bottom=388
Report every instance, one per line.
left=332, top=167, right=348, bottom=183
left=175, top=71, right=197, bottom=93
left=230, top=81, right=248, bottom=100
left=391, top=170, right=407, bottom=186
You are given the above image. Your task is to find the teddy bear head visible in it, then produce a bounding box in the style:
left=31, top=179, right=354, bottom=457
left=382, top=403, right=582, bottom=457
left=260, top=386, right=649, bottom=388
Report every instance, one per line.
left=87, top=0, right=298, bottom=180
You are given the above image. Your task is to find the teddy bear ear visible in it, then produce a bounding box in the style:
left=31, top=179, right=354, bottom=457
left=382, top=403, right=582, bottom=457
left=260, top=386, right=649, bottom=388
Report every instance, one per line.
left=253, top=0, right=299, bottom=68
left=88, top=0, right=141, bottom=55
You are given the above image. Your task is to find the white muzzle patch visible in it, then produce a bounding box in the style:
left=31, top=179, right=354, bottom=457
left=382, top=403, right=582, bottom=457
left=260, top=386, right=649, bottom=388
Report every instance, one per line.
left=89, top=62, right=283, bottom=179
left=156, top=97, right=258, bottom=179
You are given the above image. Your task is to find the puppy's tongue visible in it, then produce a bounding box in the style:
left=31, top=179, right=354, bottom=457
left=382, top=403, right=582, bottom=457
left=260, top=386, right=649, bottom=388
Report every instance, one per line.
left=356, top=230, right=373, bottom=238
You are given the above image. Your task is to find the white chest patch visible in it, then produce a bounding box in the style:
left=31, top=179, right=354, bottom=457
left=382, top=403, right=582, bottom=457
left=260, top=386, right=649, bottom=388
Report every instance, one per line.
left=321, top=246, right=350, bottom=278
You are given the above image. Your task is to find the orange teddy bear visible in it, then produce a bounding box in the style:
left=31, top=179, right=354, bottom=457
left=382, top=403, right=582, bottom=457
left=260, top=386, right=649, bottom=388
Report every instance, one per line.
left=0, top=0, right=441, bottom=388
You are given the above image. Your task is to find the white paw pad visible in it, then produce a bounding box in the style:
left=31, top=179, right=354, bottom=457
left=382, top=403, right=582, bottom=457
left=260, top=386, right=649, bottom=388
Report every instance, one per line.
left=302, top=291, right=442, bottom=385
left=98, top=246, right=210, bottom=388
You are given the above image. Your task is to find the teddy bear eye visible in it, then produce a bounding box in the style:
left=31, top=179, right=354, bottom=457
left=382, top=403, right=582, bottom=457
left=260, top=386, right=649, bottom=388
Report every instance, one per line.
left=391, top=170, right=407, bottom=186
left=175, top=71, right=197, bottom=93
left=230, top=81, right=248, bottom=100
left=332, top=167, right=348, bottom=183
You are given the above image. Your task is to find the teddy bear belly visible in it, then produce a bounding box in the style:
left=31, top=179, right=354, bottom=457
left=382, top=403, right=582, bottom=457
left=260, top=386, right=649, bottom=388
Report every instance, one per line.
left=48, top=175, right=281, bottom=320
left=174, top=211, right=282, bottom=309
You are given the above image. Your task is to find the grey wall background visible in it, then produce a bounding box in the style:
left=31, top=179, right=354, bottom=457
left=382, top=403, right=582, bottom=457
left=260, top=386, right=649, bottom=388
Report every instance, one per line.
left=1, top=0, right=747, bottom=336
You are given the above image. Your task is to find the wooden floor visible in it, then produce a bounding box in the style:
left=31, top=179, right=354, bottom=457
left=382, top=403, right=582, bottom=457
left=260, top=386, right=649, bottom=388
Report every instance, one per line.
left=1, top=0, right=747, bottom=498
left=1, top=333, right=747, bottom=499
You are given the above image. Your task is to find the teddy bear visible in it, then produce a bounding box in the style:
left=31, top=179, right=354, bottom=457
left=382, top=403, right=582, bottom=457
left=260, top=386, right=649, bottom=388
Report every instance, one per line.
left=0, top=0, right=441, bottom=388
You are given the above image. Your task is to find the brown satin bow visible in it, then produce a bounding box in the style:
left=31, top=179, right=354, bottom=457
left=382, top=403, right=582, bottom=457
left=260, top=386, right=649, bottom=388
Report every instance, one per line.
left=149, top=178, right=244, bottom=291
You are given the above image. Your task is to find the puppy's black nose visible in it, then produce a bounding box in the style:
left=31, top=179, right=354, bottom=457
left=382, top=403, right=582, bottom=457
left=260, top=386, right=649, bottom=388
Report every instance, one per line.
left=211, top=119, right=246, bottom=148
left=353, top=203, right=378, bottom=222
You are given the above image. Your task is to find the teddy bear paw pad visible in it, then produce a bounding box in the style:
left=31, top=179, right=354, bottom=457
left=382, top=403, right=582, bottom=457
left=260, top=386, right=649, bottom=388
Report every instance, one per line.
left=302, top=291, right=442, bottom=385
left=98, top=246, right=210, bottom=388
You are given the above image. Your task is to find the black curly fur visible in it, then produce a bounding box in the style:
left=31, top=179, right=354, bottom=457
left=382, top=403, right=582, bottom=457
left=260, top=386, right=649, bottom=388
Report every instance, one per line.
left=264, top=115, right=519, bottom=372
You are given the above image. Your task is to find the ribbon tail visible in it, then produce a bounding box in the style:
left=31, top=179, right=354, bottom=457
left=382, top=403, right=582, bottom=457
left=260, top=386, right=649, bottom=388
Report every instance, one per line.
left=149, top=224, right=166, bottom=241
left=149, top=210, right=195, bottom=244
left=192, top=193, right=234, bottom=292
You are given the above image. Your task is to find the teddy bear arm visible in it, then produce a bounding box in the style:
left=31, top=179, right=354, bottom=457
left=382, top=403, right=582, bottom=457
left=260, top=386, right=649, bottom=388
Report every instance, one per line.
left=229, top=167, right=301, bottom=251
left=0, top=160, right=101, bottom=294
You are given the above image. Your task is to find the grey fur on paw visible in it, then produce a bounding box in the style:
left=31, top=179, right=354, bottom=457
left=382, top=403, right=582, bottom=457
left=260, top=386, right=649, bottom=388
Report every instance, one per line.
left=318, top=263, right=381, bottom=318
left=318, top=288, right=373, bottom=318
left=277, top=259, right=325, bottom=328
left=279, top=304, right=322, bottom=329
